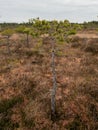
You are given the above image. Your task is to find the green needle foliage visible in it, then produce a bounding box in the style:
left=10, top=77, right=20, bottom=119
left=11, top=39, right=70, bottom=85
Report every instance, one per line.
left=15, top=25, right=25, bottom=34
left=1, top=28, right=14, bottom=37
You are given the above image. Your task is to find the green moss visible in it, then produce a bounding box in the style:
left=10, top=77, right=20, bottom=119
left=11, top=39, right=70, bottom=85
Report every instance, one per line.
left=66, top=116, right=87, bottom=130
left=6, top=58, right=19, bottom=65
left=56, top=41, right=65, bottom=45
left=26, top=50, right=35, bottom=57
left=0, top=97, right=23, bottom=130
left=20, top=110, right=35, bottom=128
left=0, top=96, right=23, bottom=113
left=0, top=116, right=19, bottom=130
left=35, top=41, right=43, bottom=49
left=55, top=51, right=64, bottom=57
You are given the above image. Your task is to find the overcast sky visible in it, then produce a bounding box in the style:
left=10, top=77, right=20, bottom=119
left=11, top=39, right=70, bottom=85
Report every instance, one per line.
left=0, top=0, right=98, bottom=23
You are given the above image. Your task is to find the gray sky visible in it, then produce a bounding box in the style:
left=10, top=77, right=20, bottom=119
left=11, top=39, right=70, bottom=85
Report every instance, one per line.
left=0, top=0, right=98, bottom=23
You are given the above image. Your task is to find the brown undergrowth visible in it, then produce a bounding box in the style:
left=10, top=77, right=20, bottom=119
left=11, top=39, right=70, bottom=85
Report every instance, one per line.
left=0, top=34, right=98, bottom=130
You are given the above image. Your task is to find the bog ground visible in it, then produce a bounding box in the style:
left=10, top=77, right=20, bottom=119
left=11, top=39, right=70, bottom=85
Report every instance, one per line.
left=0, top=30, right=98, bottom=130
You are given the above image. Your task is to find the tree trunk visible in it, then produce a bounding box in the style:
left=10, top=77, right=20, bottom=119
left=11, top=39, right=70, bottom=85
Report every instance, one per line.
left=6, top=36, right=11, bottom=55
left=51, top=38, right=57, bottom=120
left=26, top=33, right=29, bottom=48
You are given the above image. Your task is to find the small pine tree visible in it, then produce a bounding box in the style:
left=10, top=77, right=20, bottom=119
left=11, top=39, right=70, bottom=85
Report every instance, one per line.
left=1, top=29, right=14, bottom=54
